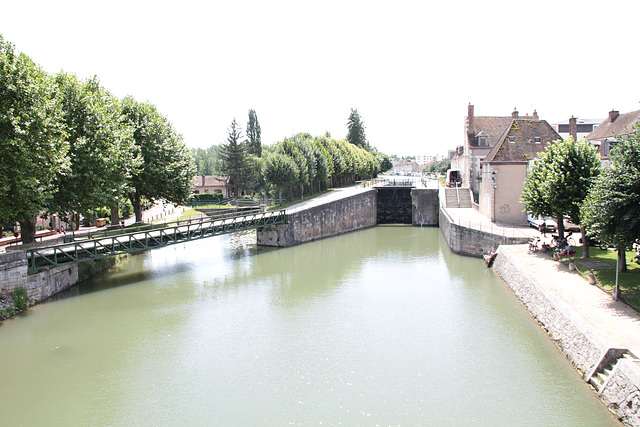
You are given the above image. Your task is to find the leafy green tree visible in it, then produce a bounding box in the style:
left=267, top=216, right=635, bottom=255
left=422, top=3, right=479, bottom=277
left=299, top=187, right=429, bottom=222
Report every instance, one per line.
left=375, top=152, right=393, bottom=173
left=346, top=108, right=369, bottom=150
left=582, top=126, right=640, bottom=272
left=312, top=138, right=333, bottom=192
left=193, top=145, right=224, bottom=175
left=53, top=73, right=139, bottom=225
left=246, top=109, right=262, bottom=157
left=263, top=152, right=299, bottom=204
left=220, top=119, right=257, bottom=196
left=520, top=137, right=601, bottom=257
left=278, top=137, right=308, bottom=200
left=0, top=36, right=68, bottom=243
left=121, top=96, right=196, bottom=222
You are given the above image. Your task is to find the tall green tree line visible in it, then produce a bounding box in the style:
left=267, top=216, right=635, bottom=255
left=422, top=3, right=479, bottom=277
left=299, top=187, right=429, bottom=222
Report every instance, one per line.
left=0, top=35, right=196, bottom=242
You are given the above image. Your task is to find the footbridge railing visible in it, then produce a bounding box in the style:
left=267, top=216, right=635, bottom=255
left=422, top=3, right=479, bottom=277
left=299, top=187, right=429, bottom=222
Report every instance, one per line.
left=26, top=210, right=287, bottom=273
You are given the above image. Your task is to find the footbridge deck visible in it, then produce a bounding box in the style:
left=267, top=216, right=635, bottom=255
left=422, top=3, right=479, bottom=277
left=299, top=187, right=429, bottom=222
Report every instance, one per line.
left=26, top=209, right=287, bottom=273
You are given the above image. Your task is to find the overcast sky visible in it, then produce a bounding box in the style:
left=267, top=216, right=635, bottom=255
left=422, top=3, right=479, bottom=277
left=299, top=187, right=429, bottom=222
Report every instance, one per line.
left=2, top=0, right=639, bottom=156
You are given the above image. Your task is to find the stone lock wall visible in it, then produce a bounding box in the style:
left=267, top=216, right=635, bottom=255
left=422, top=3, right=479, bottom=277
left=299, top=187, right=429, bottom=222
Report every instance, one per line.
left=257, top=190, right=377, bottom=247
left=411, top=188, right=438, bottom=226
left=439, top=207, right=529, bottom=257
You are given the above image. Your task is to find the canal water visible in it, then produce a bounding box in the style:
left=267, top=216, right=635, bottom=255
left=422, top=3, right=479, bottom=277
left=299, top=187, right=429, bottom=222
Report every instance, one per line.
left=0, top=226, right=618, bottom=425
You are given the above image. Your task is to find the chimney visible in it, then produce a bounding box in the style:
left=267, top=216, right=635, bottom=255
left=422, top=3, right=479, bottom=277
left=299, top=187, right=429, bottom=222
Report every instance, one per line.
left=609, top=110, right=619, bottom=122
left=467, top=103, right=475, bottom=138
left=532, top=109, right=539, bottom=119
left=569, top=116, right=577, bottom=141
left=512, top=108, right=519, bottom=118
left=202, top=175, right=205, bottom=186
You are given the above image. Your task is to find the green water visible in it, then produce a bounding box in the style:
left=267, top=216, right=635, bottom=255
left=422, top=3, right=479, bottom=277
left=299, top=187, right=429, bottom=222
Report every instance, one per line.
left=0, top=226, right=619, bottom=425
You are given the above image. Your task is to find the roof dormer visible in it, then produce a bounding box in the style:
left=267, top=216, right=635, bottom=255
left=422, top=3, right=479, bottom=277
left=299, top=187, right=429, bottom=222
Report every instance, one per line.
left=476, top=131, right=489, bottom=147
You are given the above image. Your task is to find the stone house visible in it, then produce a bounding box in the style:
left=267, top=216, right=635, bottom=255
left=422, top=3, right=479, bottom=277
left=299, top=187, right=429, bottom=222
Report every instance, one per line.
left=452, top=104, right=541, bottom=202
left=192, top=175, right=230, bottom=197
left=586, top=109, right=640, bottom=167
left=479, top=117, right=562, bottom=225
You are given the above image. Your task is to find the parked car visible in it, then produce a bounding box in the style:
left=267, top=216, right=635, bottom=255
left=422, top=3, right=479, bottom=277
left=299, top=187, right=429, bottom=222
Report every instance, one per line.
left=527, top=215, right=557, bottom=232
left=563, top=217, right=581, bottom=232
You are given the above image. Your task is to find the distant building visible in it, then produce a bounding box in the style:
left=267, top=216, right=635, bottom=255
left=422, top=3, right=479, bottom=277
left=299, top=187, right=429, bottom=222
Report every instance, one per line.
left=414, top=154, right=441, bottom=165
left=192, top=175, right=230, bottom=197
left=586, top=109, right=640, bottom=166
left=552, top=117, right=602, bottom=142
left=392, top=160, right=422, bottom=175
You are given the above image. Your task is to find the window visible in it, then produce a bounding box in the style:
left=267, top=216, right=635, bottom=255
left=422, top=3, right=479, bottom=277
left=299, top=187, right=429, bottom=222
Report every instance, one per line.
left=478, top=137, right=488, bottom=146
left=534, top=137, right=540, bottom=143
left=509, top=136, right=515, bottom=143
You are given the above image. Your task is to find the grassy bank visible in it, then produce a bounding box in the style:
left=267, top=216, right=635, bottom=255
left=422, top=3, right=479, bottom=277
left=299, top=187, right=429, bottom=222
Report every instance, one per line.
left=554, top=247, right=640, bottom=311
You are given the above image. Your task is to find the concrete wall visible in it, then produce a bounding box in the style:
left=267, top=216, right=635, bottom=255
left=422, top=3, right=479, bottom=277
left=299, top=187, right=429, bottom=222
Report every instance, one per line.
left=439, top=207, right=529, bottom=257
left=493, top=245, right=640, bottom=425
left=411, top=188, right=438, bottom=226
left=1, top=251, right=78, bottom=302
left=257, top=190, right=377, bottom=247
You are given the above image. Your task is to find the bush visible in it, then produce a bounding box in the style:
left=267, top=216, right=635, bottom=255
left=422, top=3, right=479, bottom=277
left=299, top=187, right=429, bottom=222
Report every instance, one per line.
left=11, top=286, right=31, bottom=311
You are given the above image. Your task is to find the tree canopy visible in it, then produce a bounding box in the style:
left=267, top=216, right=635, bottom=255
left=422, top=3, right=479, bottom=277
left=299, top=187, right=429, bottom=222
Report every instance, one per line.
left=582, top=125, right=640, bottom=268
left=520, top=137, right=601, bottom=255
left=121, top=96, right=196, bottom=222
left=0, top=36, right=68, bottom=243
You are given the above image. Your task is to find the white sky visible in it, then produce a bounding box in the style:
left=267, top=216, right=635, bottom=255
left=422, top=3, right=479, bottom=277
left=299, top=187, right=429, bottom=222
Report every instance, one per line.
left=2, top=0, right=639, bottom=157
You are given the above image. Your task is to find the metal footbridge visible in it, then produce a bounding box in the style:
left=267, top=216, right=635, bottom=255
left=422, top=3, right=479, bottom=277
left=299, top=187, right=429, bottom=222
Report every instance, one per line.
left=25, top=209, right=287, bottom=273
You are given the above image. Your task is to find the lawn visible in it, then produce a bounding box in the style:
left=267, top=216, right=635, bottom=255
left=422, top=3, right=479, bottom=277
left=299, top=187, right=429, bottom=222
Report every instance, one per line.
left=553, top=246, right=640, bottom=311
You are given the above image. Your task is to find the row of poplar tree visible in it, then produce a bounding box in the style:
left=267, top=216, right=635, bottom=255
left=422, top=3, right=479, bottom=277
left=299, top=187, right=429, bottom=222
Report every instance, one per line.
left=0, top=35, right=196, bottom=243
left=194, top=108, right=393, bottom=204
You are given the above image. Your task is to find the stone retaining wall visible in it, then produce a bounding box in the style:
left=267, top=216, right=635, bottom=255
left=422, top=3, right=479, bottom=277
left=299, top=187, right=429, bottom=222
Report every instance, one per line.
left=257, top=190, right=377, bottom=247
left=0, top=251, right=78, bottom=302
left=439, top=207, right=529, bottom=257
left=493, top=245, right=640, bottom=425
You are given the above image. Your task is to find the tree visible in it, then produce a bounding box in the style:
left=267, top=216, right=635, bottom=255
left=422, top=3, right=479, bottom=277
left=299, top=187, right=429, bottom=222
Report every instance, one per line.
left=277, top=137, right=308, bottom=200
left=375, top=152, right=393, bottom=174
left=220, top=119, right=258, bottom=197
left=53, top=73, right=138, bottom=225
left=346, top=108, right=369, bottom=150
left=0, top=36, right=68, bottom=243
left=520, top=137, right=601, bottom=258
left=582, top=125, right=640, bottom=272
left=121, top=96, right=196, bottom=222
left=263, top=152, right=299, bottom=204
left=246, top=109, right=262, bottom=157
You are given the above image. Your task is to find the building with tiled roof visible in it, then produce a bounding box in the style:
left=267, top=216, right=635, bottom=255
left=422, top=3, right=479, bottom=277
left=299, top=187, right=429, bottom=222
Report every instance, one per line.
left=452, top=104, right=541, bottom=200
left=479, top=117, right=562, bottom=225
left=192, top=175, right=231, bottom=197
left=586, top=109, right=640, bottom=165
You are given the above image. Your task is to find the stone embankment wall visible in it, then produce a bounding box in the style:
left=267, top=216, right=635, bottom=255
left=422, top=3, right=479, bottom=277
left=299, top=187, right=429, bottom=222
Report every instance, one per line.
left=439, top=207, right=529, bottom=257
left=493, top=245, right=640, bottom=426
left=0, top=251, right=78, bottom=303
left=411, top=189, right=438, bottom=226
left=257, top=190, right=377, bottom=247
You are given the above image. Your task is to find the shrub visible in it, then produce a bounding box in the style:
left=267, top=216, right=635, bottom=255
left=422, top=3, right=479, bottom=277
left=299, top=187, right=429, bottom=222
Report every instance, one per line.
left=11, top=286, right=31, bottom=311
